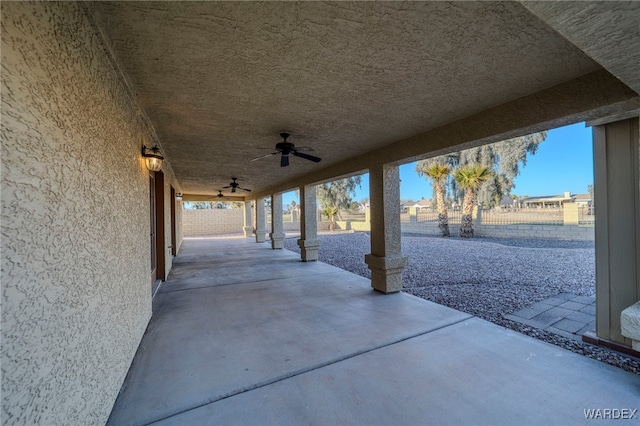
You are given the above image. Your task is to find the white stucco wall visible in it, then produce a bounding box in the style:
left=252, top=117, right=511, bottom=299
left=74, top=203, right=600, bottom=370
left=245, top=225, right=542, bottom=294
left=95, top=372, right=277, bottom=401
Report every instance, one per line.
left=1, top=3, right=178, bottom=424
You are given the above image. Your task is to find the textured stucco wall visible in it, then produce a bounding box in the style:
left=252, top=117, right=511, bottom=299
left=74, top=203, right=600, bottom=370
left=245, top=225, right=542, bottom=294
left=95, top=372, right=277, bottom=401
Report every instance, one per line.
left=1, top=2, right=178, bottom=424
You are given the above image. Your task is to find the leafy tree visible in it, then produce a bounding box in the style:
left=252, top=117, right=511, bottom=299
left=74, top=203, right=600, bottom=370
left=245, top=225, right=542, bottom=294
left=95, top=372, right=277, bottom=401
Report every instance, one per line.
left=422, top=132, right=546, bottom=208
left=228, top=201, right=244, bottom=209
left=454, top=164, right=492, bottom=238
left=214, top=201, right=244, bottom=209
left=458, top=132, right=546, bottom=206
left=264, top=196, right=272, bottom=212
left=347, top=201, right=361, bottom=213
left=415, top=159, right=451, bottom=237
left=186, top=201, right=214, bottom=209
left=322, top=206, right=338, bottom=231
left=317, top=175, right=362, bottom=219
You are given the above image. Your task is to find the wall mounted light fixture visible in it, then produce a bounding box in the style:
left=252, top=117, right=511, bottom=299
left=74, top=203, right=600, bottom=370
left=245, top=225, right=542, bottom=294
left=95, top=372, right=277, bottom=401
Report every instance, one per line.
left=142, top=145, right=164, bottom=172
left=176, top=193, right=183, bottom=201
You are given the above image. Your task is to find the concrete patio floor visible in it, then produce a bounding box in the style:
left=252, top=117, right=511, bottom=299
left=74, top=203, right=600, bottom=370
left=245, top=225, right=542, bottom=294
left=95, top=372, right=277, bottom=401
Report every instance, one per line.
left=108, top=237, right=640, bottom=426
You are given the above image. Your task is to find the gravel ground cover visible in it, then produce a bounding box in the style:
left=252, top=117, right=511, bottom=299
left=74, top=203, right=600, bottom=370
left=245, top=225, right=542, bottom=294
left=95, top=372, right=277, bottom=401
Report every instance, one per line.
left=284, top=232, right=640, bottom=375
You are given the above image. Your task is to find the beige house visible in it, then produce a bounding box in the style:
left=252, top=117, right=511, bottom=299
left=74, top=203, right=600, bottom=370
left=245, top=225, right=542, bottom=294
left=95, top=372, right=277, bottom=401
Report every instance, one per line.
left=412, top=199, right=434, bottom=212
left=573, top=193, right=593, bottom=209
left=520, top=192, right=574, bottom=208
left=500, top=195, right=515, bottom=208
left=518, top=192, right=593, bottom=209
left=2, top=2, right=639, bottom=424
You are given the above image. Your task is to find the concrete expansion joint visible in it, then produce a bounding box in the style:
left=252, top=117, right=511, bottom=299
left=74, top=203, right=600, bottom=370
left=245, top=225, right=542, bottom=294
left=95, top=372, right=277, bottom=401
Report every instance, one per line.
left=158, top=271, right=350, bottom=295
left=146, top=315, right=475, bottom=425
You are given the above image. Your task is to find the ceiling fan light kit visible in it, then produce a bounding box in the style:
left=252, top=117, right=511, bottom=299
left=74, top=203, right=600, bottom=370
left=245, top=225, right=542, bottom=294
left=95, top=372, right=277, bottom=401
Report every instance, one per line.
left=251, top=132, right=321, bottom=167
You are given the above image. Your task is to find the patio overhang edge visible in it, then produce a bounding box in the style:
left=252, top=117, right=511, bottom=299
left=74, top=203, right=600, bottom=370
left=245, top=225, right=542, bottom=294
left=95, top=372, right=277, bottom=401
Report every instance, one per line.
left=248, top=69, right=638, bottom=200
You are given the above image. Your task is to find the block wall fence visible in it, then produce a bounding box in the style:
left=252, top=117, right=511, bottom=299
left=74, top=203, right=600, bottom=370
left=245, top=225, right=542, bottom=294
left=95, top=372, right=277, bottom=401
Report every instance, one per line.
left=181, top=206, right=594, bottom=241
left=182, top=209, right=245, bottom=236
left=400, top=221, right=594, bottom=240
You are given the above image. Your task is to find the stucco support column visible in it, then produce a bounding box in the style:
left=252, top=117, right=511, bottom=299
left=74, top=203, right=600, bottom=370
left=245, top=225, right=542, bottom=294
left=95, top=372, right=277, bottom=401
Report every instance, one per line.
left=243, top=201, right=253, bottom=237
left=365, top=164, right=408, bottom=293
left=255, top=198, right=267, bottom=243
left=297, top=185, right=319, bottom=261
left=270, top=193, right=285, bottom=249
left=592, top=116, right=640, bottom=346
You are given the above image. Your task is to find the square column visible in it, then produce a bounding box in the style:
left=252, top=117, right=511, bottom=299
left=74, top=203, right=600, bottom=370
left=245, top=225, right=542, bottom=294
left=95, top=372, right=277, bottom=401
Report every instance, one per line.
left=297, top=185, right=319, bottom=261
left=255, top=198, right=267, bottom=243
left=243, top=201, right=253, bottom=237
left=270, top=193, right=285, bottom=249
left=365, top=164, right=408, bottom=293
left=592, top=116, right=640, bottom=346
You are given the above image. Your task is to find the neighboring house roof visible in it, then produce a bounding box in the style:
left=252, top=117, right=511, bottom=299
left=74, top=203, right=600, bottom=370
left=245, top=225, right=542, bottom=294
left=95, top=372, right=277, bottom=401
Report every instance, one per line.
left=573, top=193, right=592, bottom=203
left=500, top=195, right=514, bottom=206
left=412, top=199, right=432, bottom=208
left=520, top=192, right=573, bottom=204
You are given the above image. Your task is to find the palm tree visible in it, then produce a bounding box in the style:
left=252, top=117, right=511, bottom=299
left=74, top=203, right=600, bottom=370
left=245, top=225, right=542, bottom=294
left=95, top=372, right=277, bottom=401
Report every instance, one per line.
left=322, top=206, right=338, bottom=231
left=454, top=164, right=492, bottom=238
left=416, top=160, right=451, bottom=237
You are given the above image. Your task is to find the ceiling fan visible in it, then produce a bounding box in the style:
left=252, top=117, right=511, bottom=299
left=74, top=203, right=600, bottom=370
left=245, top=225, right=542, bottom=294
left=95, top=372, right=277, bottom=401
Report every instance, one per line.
left=223, top=177, right=251, bottom=193
left=250, top=132, right=321, bottom=167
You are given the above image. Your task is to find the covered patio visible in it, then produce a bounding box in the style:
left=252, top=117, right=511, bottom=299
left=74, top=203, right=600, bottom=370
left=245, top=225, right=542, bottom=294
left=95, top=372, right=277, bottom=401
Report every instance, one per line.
left=3, top=2, right=639, bottom=424
left=108, top=237, right=639, bottom=425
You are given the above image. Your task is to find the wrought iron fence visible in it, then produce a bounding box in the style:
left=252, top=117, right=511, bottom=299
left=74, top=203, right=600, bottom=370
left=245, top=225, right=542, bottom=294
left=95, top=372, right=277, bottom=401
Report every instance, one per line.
left=280, top=206, right=593, bottom=227
left=481, top=207, right=563, bottom=225
left=414, top=209, right=464, bottom=224
left=404, top=207, right=569, bottom=226
left=578, top=205, right=595, bottom=225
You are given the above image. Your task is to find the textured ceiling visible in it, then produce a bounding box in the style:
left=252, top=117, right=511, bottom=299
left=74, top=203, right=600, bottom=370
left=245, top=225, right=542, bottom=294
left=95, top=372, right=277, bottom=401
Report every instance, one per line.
left=90, top=1, right=604, bottom=196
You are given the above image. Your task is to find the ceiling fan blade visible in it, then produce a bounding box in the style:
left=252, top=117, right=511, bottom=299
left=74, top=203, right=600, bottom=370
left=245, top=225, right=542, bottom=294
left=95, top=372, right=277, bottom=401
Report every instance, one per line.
left=250, top=152, right=278, bottom=162
left=240, top=187, right=252, bottom=192
left=294, top=146, right=314, bottom=152
left=222, top=185, right=232, bottom=189
left=281, top=154, right=289, bottom=167
left=292, top=151, right=321, bottom=163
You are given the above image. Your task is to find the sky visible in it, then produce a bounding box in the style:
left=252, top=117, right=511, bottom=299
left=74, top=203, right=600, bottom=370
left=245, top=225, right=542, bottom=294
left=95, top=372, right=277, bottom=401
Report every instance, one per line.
left=282, top=122, right=594, bottom=205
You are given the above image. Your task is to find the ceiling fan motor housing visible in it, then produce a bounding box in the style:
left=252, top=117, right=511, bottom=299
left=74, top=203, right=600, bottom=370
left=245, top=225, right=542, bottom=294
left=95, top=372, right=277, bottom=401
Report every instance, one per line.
left=276, top=142, right=294, bottom=154
left=249, top=131, right=320, bottom=167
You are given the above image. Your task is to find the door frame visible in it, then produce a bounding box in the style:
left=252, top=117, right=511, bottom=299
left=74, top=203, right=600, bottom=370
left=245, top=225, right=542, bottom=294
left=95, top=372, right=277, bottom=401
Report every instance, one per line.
left=170, top=186, right=177, bottom=256
left=154, top=171, right=166, bottom=282
left=149, top=173, right=157, bottom=285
